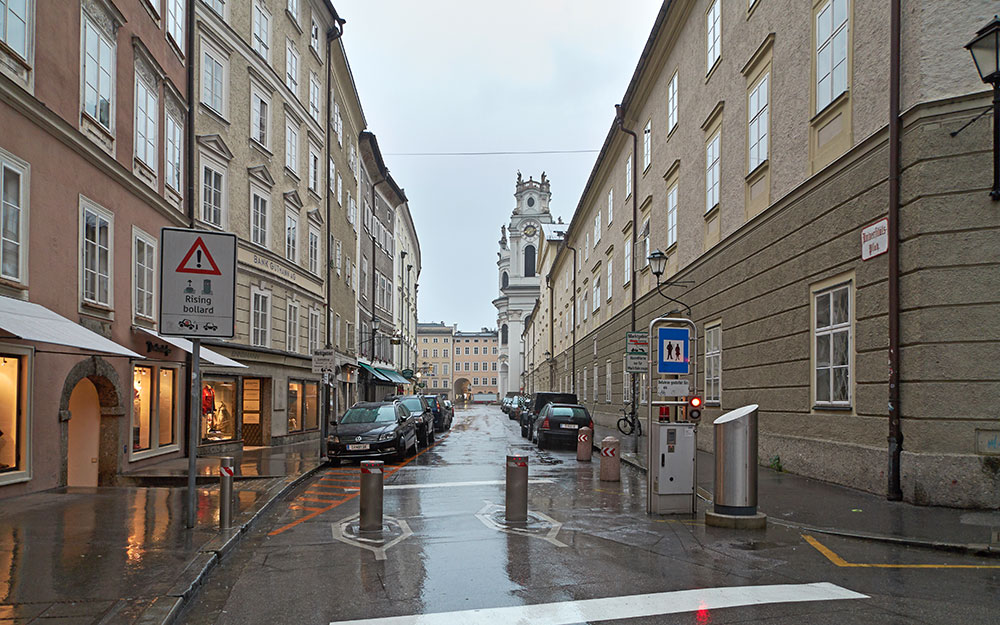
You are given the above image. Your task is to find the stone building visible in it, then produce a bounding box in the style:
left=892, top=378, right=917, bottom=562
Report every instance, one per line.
left=521, top=0, right=1000, bottom=507
left=416, top=322, right=456, bottom=396
left=453, top=330, right=499, bottom=400
left=394, top=203, right=420, bottom=376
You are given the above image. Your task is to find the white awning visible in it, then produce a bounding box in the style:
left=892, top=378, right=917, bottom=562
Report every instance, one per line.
left=0, top=295, right=143, bottom=358
left=136, top=328, right=247, bottom=368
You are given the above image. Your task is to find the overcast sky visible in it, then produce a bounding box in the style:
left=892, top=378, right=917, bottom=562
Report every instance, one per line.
left=336, top=0, right=663, bottom=331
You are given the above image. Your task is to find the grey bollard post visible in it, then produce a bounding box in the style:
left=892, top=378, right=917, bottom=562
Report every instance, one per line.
left=505, top=453, right=528, bottom=524
left=577, top=427, right=593, bottom=462
left=219, top=456, right=234, bottom=530
left=713, top=405, right=759, bottom=515
left=359, top=460, right=384, bottom=533
left=599, top=436, right=620, bottom=482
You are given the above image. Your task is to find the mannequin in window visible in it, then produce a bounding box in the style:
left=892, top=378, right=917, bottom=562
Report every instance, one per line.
left=0, top=429, right=8, bottom=469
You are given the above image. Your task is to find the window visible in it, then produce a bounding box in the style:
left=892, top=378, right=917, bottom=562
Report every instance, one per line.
left=81, top=201, right=112, bottom=307
left=607, top=188, right=613, bottom=224
left=133, top=231, right=155, bottom=319
left=285, top=211, right=298, bottom=262
left=422, top=348, right=428, bottom=357
left=286, top=0, right=298, bottom=20
left=606, top=258, right=613, bottom=301
left=334, top=238, right=342, bottom=274
left=816, top=0, right=849, bottom=113
left=201, top=159, right=224, bottom=227
left=443, top=363, right=448, bottom=375
left=706, top=0, right=721, bottom=73
left=643, top=120, right=651, bottom=169
left=667, top=72, right=678, bottom=133
left=582, top=292, right=588, bottom=322
left=285, top=41, right=298, bottom=94
left=310, top=17, right=319, bottom=52
left=166, top=0, right=184, bottom=48
left=705, top=324, right=721, bottom=403
left=641, top=218, right=650, bottom=266
left=473, top=362, right=479, bottom=371
left=524, top=245, right=536, bottom=277
left=360, top=256, right=367, bottom=299
left=201, top=45, right=225, bottom=115
left=594, top=367, right=599, bottom=404
left=135, top=75, right=157, bottom=170
left=308, top=145, right=320, bottom=191
left=165, top=113, right=182, bottom=192
left=625, top=155, right=632, bottom=197
left=622, top=355, right=631, bottom=402
left=251, top=189, right=268, bottom=246
left=309, top=228, right=320, bottom=274
left=286, top=300, right=299, bottom=352
left=465, top=347, right=470, bottom=355
left=251, top=90, right=269, bottom=147
left=640, top=372, right=647, bottom=405
left=309, top=309, right=320, bottom=354
left=623, top=238, right=631, bottom=285
left=473, top=377, right=479, bottom=386
left=1, top=0, right=29, bottom=59
left=583, top=367, right=587, bottom=401
left=605, top=361, right=612, bottom=403
left=593, top=277, right=600, bottom=312
left=748, top=74, right=769, bottom=171
left=594, top=212, right=601, bottom=243
left=285, top=122, right=298, bottom=173
left=706, top=131, right=720, bottom=212
left=82, top=14, right=114, bottom=131
left=206, top=0, right=225, bottom=17
left=492, top=377, right=497, bottom=386
left=131, top=366, right=177, bottom=456
left=667, top=184, right=678, bottom=247
left=814, top=282, right=851, bottom=406
left=308, top=73, right=320, bottom=121
left=252, top=2, right=270, bottom=59
left=337, top=174, right=343, bottom=205
left=288, top=380, right=319, bottom=433
left=0, top=154, right=26, bottom=282
left=473, top=346, right=479, bottom=355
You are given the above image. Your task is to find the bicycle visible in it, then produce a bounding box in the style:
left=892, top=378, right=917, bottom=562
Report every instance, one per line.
left=617, top=403, right=642, bottom=437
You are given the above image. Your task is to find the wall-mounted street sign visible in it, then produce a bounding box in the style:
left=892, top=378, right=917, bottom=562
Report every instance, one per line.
left=159, top=228, right=236, bottom=338
left=656, top=379, right=691, bottom=397
left=311, top=349, right=336, bottom=374
left=625, top=331, right=649, bottom=352
left=657, top=327, right=690, bottom=374
left=861, top=217, right=888, bottom=261
left=625, top=331, right=649, bottom=373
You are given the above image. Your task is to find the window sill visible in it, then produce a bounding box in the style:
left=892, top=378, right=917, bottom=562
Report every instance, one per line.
left=250, top=139, right=273, bottom=159
left=286, top=10, right=303, bottom=34
left=0, top=470, right=30, bottom=487
left=812, top=404, right=853, bottom=412
left=199, top=102, right=231, bottom=127
left=706, top=56, right=722, bottom=83
left=166, top=33, right=185, bottom=63
left=284, top=166, right=300, bottom=182
left=746, top=159, right=769, bottom=183
left=80, top=301, right=114, bottom=322
left=129, top=444, right=180, bottom=463
left=0, top=39, right=31, bottom=71
left=309, top=45, right=323, bottom=65
left=811, top=89, right=850, bottom=125
left=704, top=203, right=720, bottom=220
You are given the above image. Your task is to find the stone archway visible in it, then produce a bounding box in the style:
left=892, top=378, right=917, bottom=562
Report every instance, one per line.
left=454, top=378, right=471, bottom=401
left=59, top=356, right=126, bottom=486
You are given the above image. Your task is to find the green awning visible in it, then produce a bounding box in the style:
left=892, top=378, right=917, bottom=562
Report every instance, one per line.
left=376, top=367, right=410, bottom=385
left=358, top=362, right=392, bottom=382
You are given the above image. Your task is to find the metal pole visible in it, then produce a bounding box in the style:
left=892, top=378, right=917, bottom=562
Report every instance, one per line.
left=219, top=456, right=234, bottom=530
left=886, top=0, right=904, bottom=501
left=359, top=460, right=384, bottom=533
left=993, top=82, right=1000, bottom=200
left=186, top=338, right=201, bottom=528
left=505, top=453, right=528, bottom=523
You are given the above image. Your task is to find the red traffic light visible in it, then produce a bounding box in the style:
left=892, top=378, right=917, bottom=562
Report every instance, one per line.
left=689, top=396, right=703, bottom=408
left=687, top=395, right=703, bottom=422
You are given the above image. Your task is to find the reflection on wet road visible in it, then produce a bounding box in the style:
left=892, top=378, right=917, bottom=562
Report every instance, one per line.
left=181, top=404, right=1000, bottom=625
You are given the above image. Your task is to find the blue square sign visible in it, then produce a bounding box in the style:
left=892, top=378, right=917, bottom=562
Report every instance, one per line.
left=658, top=327, right=690, bottom=374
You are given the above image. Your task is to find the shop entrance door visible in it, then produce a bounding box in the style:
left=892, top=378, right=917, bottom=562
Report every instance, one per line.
left=243, top=378, right=263, bottom=446
left=67, top=379, right=100, bottom=487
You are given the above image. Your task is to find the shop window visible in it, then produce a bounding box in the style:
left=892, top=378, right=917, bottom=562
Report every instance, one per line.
left=0, top=355, right=23, bottom=475
left=202, top=377, right=237, bottom=443
left=132, top=366, right=177, bottom=455
left=287, top=380, right=319, bottom=432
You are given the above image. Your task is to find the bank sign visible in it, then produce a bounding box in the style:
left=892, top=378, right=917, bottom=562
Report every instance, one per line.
left=159, top=228, right=237, bottom=338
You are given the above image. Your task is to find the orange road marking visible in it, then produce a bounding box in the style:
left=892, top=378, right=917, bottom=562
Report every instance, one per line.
left=802, top=534, right=1000, bottom=569
left=298, top=497, right=345, bottom=504
left=289, top=505, right=326, bottom=512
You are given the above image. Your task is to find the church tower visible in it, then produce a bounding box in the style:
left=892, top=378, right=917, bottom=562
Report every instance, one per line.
left=494, top=172, right=555, bottom=396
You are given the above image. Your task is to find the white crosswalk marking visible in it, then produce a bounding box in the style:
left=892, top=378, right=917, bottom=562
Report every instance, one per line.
left=328, top=582, right=867, bottom=625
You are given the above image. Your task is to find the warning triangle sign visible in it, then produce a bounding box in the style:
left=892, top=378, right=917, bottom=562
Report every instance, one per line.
left=176, top=237, right=222, bottom=275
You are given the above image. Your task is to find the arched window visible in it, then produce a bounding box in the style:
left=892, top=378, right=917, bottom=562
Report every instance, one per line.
left=501, top=324, right=508, bottom=345
left=501, top=272, right=509, bottom=289
left=524, top=245, right=536, bottom=278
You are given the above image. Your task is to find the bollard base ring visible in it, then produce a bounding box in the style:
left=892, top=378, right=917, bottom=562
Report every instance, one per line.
left=713, top=503, right=758, bottom=516
left=705, top=510, right=767, bottom=530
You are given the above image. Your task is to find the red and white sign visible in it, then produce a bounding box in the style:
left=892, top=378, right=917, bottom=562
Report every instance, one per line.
left=159, top=228, right=237, bottom=338
left=601, top=447, right=617, bottom=457
left=219, top=466, right=234, bottom=477
left=578, top=432, right=590, bottom=443
left=861, top=218, right=889, bottom=261
left=176, top=237, right=223, bottom=275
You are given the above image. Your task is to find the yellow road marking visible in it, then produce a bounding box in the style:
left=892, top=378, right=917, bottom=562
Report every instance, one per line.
left=802, top=534, right=1000, bottom=569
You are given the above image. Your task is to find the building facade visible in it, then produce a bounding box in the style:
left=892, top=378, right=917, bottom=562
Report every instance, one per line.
left=394, top=202, right=420, bottom=376
left=521, top=0, right=1000, bottom=508
left=452, top=330, right=499, bottom=400
left=416, top=322, right=455, bottom=396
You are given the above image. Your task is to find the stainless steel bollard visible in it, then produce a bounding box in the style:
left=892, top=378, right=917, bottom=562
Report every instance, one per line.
left=599, top=436, right=620, bottom=482
left=219, top=456, right=234, bottom=530
left=713, top=404, right=759, bottom=516
left=359, top=460, right=384, bottom=533
left=577, top=427, right=593, bottom=462
left=505, top=453, right=528, bottom=523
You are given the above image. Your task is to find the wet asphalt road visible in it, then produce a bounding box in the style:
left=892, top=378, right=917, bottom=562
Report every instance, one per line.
left=179, top=404, right=1000, bottom=624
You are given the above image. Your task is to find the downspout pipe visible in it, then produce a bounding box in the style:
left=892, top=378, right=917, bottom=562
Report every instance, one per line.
left=564, top=243, right=579, bottom=393
left=887, top=0, right=903, bottom=501
left=547, top=273, right=554, bottom=388
left=615, top=105, right=639, bottom=421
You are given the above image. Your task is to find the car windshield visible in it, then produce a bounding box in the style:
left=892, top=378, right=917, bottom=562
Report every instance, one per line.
left=340, top=405, right=396, bottom=424
left=552, top=407, right=588, bottom=419
left=400, top=398, right=424, bottom=412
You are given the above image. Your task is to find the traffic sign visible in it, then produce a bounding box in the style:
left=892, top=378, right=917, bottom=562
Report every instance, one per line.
left=861, top=217, right=888, bottom=261
left=656, top=379, right=690, bottom=397
left=625, top=352, right=648, bottom=373
left=159, top=228, right=236, bottom=337
left=625, top=331, right=649, bottom=352
left=657, top=327, right=690, bottom=374
left=311, top=348, right=336, bottom=374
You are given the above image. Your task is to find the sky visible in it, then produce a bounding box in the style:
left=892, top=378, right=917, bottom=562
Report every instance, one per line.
left=335, top=0, right=663, bottom=330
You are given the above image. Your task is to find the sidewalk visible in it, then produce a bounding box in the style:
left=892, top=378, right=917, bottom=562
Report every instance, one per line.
left=592, top=420, right=1000, bottom=556
left=0, top=440, right=326, bottom=624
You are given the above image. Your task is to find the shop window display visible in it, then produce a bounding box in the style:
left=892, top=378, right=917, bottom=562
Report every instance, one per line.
left=287, top=381, right=302, bottom=432
left=287, top=380, right=319, bottom=433
left=132, top=366, right=177, bottom=453
left=0, top=355, right=21, bottom=472
left=202, top=377, right=237, bottom=443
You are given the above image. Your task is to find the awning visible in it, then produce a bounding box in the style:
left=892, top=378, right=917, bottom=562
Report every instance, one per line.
left=358, top=361, right=392, bottom=382
left=0, top=295, right=142, bottom=358
left=376, top=367, right=410, bottom=385
left=136, top=328, right=247, bottom=368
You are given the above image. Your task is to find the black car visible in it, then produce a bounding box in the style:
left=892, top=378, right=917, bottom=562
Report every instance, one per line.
left=531, top=403, right=593, bottom=449
left=520, top=392, right=578, bottom=438
left=326, top=401, right=417, bottom=465
left=501, top=392, right=519, bottom=414
left=423, top=394, right=453, bottom=432
left=390, top=395, right=435, bottom=446
left=508, top=395, right=527, bottom=421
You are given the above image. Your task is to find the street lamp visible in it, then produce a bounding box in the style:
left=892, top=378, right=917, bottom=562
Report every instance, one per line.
left=966, top=15, right=1000, bottom=201
left=647, top=249, right=692, bottom=317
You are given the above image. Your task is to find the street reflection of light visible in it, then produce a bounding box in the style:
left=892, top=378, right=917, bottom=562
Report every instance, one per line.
left=696, top=600, right=712, bottom=624
left=126, top=490, right=147, bottom=564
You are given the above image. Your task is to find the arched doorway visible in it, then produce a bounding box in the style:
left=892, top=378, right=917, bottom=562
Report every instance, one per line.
left=67, top=379, right=100, bottom=486
left=454, top=378, right=471, bottom=401
left=59, top=356, right=125, bottom=487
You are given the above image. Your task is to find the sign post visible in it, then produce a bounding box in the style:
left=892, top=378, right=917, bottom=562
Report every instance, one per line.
left=159, top=228, right=237, bottom=530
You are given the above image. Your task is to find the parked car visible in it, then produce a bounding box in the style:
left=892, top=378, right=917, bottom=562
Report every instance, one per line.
left=508, top=395, right=527, bottom=421
left=501, top=397, right=513, bottom=414
left=389, top=395, right=435, bottom=446
left=520, top=391, right=578, bottom=438
left=423, top=394, right=453, bottom=432
left=442, top=399, right=454, bottom=421
left=326, top=401, right=417, bottom=465
left=531, top=403, right=593, bottom=449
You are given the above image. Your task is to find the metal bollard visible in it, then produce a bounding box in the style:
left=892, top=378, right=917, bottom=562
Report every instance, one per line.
left=359, top=460, right=384, bottom=533
left=505, top=453, right=528, bottom=524
left=577, top=427, right=593, bottom=462
left=713, top=405, right=759, bottom=516
left=219, top=456, right=235, bottom=530
left=599, top=436, right=620, bottom=482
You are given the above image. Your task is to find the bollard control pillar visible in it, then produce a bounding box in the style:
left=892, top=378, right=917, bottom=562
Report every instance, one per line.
left=219, top=456, right=235, bottom=530
left=705, top=404, right=766, bottom=529
left=360, top=460, right=384, bottom=533
left=599, top=436, right=620, bottom=482
left=577, top=427, right=593, bottom=462
left=505, top=453, right=528, bottom=524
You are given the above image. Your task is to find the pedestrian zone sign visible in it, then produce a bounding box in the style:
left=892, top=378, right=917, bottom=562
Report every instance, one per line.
left=159, top=228, right=236, bottom=338
left=657, top=327, right=690, bottom=374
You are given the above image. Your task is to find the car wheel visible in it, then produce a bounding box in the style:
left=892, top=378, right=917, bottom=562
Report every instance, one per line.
left=393, top=443, right=406, bottom=463
left=520, top=424, right=528, bottom=438
left=419, top=426, right=428, bottom=447
left=537, top=433, right=546, bottom=450
left=427, top=427, right=435, bottom=444
left=328, top=457, right=341, bottom=467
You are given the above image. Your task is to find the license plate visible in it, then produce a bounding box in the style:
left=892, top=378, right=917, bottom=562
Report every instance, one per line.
left=347, top=444, right=370, bottom=451
left=560, top=423, right=579, bottom=429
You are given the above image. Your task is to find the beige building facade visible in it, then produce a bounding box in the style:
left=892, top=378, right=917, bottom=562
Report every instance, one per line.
left=522, top=0, right=1000, bottom=507
left=416, top=322, right=455, bottom=396
left=453, top=330, right=499, bottom=400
